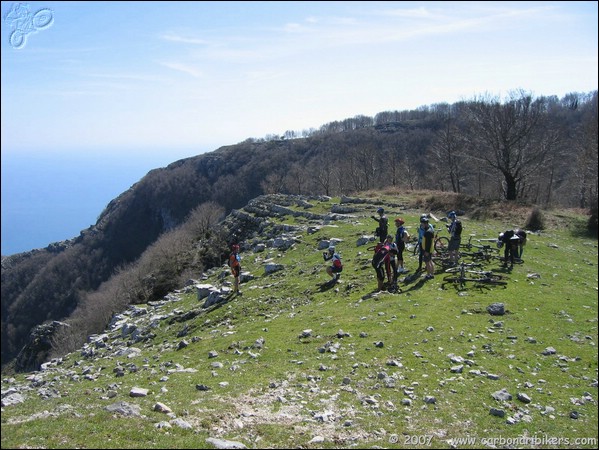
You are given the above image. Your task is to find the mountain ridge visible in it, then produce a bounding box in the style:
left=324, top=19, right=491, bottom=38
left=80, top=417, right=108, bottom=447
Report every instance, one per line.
left=2, top=91, right=597, bottom=375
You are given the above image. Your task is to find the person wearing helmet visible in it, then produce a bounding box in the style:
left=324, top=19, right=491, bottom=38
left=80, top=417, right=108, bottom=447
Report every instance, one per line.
left=394, top=217, right=410, bottom=274
left=416, top=214, right=434, bottom=272
left=323, top=245, right=343, bottom=282
left=446, top=211, right=462, bottom=266
left=419, top=216, right=435, bottom=280
left=228, top=244, right=242, bottom=294
left=371, top=207, right=389, bottom=243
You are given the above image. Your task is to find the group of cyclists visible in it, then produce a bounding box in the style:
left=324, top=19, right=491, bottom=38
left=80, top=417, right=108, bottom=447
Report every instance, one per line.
left=228, top=206, right=526, bottom=294
left=369, top=208, right=442, bottom=290
left=341, top=207, right=525, bottom=292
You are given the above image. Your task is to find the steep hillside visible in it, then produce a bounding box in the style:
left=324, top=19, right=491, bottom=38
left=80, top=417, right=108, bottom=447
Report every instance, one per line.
left=2, top=194, right=597, bottom=449
left=1, top=139, right=314, bottom=371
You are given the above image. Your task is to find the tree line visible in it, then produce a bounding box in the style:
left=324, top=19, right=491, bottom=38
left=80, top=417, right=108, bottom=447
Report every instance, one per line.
left=259, top=90, right=597, bottom=209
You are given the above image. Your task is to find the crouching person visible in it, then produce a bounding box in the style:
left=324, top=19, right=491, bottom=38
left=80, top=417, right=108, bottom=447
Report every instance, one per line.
left=323, top=245, right=343, bottom=282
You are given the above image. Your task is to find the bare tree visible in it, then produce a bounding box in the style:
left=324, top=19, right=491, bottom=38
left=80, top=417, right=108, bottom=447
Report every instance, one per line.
left=310, top=155, right=334, bottom=196
left=573, top=92, right=598, bottom=208
left=260, top=172, right=286, bottom=194
left=430, top=116, right=466, bottom=193
left=185, top=202, right=225, bottom=238
left=284, top=163, right=309, bottom=195
left=466, top=90, right=547, bottom=200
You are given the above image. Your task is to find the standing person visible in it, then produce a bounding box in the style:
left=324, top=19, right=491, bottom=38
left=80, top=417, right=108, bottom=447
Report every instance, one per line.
left=394, top=218, right=409, bottom=274
left=228, top=244, right=242, bottom=294
left=417, top=214, right=434, bottom=272
left=323, top=245, right=343, bottom=282
left=372, top=240, right=391, bottom=291
left=371, top=207, right=389, bottom=243
left=420, top=216, right=435, bottom=280
left=446, top=211, right=463, bottom=266
left=384, top=234, right=399, bottom=290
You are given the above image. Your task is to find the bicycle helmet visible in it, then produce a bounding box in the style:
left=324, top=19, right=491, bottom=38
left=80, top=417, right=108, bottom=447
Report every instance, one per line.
left=328, top=245, right=336, bottom=252
left=496, top=233, right=504, bottom=248
left=448, top=211, right=456, bottom=219
left=377, top=207, right=384, bottom=215
left=232, top=244, right=240, bottom=252
left=395, top=217, right=404, bottom=225
left=420, top=215, right=429, bottom=223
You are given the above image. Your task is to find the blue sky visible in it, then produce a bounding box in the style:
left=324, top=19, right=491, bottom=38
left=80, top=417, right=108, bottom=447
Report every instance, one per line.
left=1, top=0, right=598, bottom=160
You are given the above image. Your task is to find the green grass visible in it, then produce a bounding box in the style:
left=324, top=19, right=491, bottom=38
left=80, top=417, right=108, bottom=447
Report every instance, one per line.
left=2, top=193, right=597, bottom=449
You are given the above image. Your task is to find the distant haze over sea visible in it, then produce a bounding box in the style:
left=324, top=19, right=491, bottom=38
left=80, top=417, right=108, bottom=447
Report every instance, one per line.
left=1, top=149, right=202, bottom=256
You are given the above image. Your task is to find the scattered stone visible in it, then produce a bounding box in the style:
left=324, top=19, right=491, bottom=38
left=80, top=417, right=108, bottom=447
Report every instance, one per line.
left=154, top=402, right=172, bottom=413
left=1, top=392, right=25, bottom=407
left=490, top=408, right=505, bottom=418
left=105, top=401, right=142, bottom=417
left=299, top=329, right=312, bottom=338
left=487, top=303, right=505, bottom=316
left=492, top=388, right=512, bottom=401
left=129, top=387, right=149, bottom=397
left=171, top=418, right=193, bottom=429
left=517, top=393, right=532, bottom=404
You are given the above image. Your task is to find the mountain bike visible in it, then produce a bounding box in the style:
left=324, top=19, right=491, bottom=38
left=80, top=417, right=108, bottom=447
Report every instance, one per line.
left=443, top=261, right=508, bottom=289
left=459, top=236, right=502, bottom=263
left=411, top=231, right=450, bottom=256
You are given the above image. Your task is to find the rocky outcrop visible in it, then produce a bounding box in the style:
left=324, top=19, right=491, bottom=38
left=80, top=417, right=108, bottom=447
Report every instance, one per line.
left=14, top=321, right=70, bottom=373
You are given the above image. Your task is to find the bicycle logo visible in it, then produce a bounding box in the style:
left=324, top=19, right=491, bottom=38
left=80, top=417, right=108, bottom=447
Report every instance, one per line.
left=4, top=3, right=54, bottom=49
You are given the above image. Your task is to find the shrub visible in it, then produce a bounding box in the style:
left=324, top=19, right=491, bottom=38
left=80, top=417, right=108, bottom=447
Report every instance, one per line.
left=525, top=207, right=545, bottom=231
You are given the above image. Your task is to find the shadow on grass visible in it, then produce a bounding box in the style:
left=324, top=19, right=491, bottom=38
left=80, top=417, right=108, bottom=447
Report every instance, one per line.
left=318, top=279, right=338, bottom=292
left=400, top=269, right=428, bottom=293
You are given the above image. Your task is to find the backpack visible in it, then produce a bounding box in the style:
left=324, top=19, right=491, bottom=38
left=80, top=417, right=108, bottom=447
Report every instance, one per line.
left=402, top=229, right=410, bottom=243
left=372, top=245, right=389, bottom=269
left=454, top=220, right=462, bottom=237
left=228, top=253, right=240, bottom=268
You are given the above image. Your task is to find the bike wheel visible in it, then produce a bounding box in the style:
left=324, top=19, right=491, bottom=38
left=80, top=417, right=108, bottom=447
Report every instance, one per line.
left=444, top=276, right=466, bottom=289
left=435, top=236, right=449, bottom=254
left=33, top=8, right=54, bottom=29
left=9, top=30, right=26, bottom=49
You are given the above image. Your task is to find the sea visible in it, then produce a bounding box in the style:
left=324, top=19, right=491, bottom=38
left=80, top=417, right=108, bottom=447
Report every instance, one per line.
left=1, top=149, right=204, bottom=256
